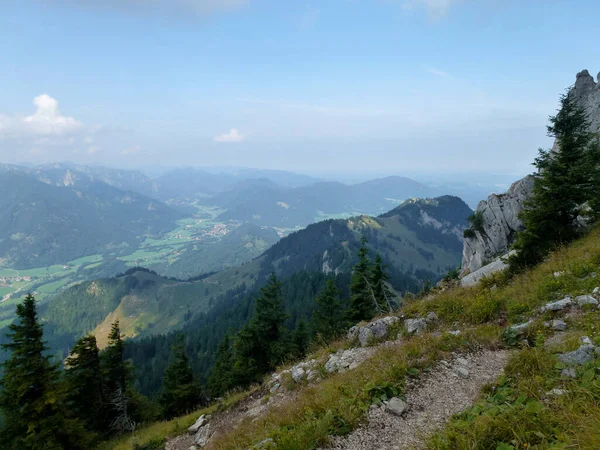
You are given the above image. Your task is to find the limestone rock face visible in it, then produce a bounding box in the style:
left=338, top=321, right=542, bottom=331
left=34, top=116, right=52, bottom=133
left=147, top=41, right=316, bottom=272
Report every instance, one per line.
left=461, top=69, right=600, bottom=277
left=461, top=176, right=534, bottom=276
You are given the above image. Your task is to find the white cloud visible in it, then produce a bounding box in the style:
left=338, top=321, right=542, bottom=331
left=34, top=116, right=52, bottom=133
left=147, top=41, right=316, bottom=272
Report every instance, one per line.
left=121, top=145, right=141, bottom=155
left=87, top=145, right=101, bottom=155
left=214, top=128, right=244, bottom=143
left=427, top=67, right=450, bottom=77
left=0, top=94, right=83, bottom=138
left=53, top=0, right=248, bottom=17
left=402, top=0, right=460, bottom=18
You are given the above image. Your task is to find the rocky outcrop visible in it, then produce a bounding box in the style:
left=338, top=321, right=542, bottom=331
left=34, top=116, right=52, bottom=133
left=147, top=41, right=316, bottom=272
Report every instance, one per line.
left=460, top=251, right=513, bottom=287
left=461, top=69, right=600, bottom=277
left=348, top=316, right=401, bottom=347
left=461, top=176, right=534, bottom=276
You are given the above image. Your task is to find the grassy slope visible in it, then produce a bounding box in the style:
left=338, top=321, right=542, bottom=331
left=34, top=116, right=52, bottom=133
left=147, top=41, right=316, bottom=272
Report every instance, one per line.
left=107, top=225, right=600, bottom=450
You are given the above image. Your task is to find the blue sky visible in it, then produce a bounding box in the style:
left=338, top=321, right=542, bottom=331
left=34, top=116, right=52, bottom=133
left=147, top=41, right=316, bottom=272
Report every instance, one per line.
left=1, top=0, right=599, bottom=177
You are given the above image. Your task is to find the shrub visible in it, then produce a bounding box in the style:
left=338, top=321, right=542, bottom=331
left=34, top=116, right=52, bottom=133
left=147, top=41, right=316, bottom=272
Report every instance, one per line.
left=463, top=228, right=476, bottom=239
left=467, top=211, right=485, bottom=232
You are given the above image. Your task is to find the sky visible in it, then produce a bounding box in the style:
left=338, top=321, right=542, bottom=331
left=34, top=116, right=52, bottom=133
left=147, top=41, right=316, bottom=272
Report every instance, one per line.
left=1, top=0, right=599, bottom=178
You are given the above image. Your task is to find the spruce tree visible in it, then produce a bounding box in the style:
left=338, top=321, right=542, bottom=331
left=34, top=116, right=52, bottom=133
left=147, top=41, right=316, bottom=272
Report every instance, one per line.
left=159, top=335, right=201, bottom=419
left=232, top=274, right=288, bottom=385
left=313, top=279, right=345, bottom=341
left=208, top=335, right=235, bottom=397
left=101, top=321, right=134, bottom=433
left=291, top=320, right=310, bottom=359
left=511, top=92, right=600, bottom=269
left=65, top=334, right=106, bottom=435
left=371, top=253, right=392, bottom=312
left=347, top=236, right=376, bottom=322
left=0, top=294, right=89, bottom=450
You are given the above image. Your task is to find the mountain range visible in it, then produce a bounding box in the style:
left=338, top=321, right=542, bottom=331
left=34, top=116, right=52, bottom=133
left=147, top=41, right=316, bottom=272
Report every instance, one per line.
left=41, top=195, right=471, bottom=361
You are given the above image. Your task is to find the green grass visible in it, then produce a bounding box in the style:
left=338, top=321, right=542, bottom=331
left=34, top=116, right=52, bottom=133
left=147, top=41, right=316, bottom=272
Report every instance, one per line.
left=427, top=321, right=600, bottom=449
left=205, top=227, right=600, bottom=449
left=36, top=277, right=73, bottom=293
left=101, top=390, right=252, bottom=450
left=205, top=327, right=501, bottom=450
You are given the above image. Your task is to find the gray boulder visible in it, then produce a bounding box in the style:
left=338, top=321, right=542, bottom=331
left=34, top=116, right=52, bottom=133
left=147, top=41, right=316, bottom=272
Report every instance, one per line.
left=193, top=423, right=211, bottom=447
left=540, top=296, right=572, bottom=313
left=455, top=367, right=470, bottom=379
left=406, top=318, right=427, bottom=334
left=426, top=312, right=439, bottom=322
left=576, top=295, right=599, bottom=307
left=291, top=366, right=305, bottom=383
left=368, top=316, right=400, bottom=338
left=188, top=414, right=209, bottom=435
left=347, top=326, right=360, bottom=341
left=551, top=320, right=567, bottom=331
left=385, top=397, right=408, bottom=416
left=358, top=327, right=375, bottom=347
left=460, top=252, right=512, bottom=287
left=558, top=344, right=598, bottom=365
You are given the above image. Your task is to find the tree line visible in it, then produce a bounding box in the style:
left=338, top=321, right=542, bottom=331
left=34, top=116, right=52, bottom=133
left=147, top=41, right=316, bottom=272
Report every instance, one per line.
left=207, top=237, right=396, bottom=396
left=0, top=294, right=203, bottom=449
left=0, top=238, right=393, bottom=447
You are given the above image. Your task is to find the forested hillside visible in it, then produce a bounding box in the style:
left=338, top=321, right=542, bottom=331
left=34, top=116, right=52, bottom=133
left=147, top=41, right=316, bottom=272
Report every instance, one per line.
left=38, top=195, right=470, bottom=394
left=0, top=171, right=180, bottom=268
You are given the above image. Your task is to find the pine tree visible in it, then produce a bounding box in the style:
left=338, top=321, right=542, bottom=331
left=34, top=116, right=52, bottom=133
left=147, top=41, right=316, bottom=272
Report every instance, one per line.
left=347, top=236, right=376, bottom=322
left=313, top=279, right=345, bottom=341
left=232, top=274, right=288, bottom=385
left=0, top=294, right=89, bottom=450
left=159, top=335, right=202, bottom=419
left=101, top=321, right=135, bottom=434
left=65, top=334, right=106, bottom=435
left=511, top=92, right=600, bottom=269
left=291, top=320, right=310, bottom=359
left=208, top=335, right=235, bottom=397
left=371, top=253, right=393, bottom=312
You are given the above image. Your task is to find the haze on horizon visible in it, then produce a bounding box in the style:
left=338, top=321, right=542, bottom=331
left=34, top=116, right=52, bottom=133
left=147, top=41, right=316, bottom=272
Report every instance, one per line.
left=1, top=0, right=598, bottom=178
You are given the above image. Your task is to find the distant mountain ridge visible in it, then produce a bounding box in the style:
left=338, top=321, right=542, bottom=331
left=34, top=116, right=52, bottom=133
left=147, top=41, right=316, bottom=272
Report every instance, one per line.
left=42, top=195, right=471, bottom=358
left=0, top=169, right=181, bottom=268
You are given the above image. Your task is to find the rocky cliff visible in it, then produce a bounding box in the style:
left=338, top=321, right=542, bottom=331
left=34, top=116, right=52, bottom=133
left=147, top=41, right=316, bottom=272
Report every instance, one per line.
left=461, top=69, right=600, bottom=277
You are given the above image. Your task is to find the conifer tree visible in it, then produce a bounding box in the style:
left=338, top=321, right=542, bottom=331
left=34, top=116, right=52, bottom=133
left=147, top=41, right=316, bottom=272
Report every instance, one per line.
left=511, top=92, right=600, bottom=269
left=313, top=279, right=345, bottom=341
left=159, top=335, right=201, bottom=419
left=101, top=321, right=135, bottom=433
left=347, top=236, right=376, bottom=322
left=65, top=334, right=106, bottom=435
left=232, top=274, right=288, bottom=385
left=371, top=253, right=393, bottom=312
left=0, top=294, right=89, bottom=450
left=291, top=320, right=310, bottom=359
left=208, top=335, right=235, bottom=397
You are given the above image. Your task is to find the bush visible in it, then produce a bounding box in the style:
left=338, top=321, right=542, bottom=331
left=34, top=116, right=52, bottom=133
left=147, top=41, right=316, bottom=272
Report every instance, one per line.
left=467, top=211, right=484, bottom=232
left=463, top=228, right=476, bottom=239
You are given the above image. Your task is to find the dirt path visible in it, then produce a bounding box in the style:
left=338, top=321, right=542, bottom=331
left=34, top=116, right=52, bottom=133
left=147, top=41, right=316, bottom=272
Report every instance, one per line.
left=330, top=349, right=509, bottom=450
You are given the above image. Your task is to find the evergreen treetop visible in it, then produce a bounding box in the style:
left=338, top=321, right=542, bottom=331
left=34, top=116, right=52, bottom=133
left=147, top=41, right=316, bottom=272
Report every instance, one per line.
left=511, top=91, right=600, bottom=269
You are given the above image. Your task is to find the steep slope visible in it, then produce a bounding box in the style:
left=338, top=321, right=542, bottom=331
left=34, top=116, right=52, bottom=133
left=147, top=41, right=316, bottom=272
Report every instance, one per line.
left=461, top=69, right=600, bottom=276
left=43, top=195, right=471, bottom=358
left=0, top=171, right=181, bottom=268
